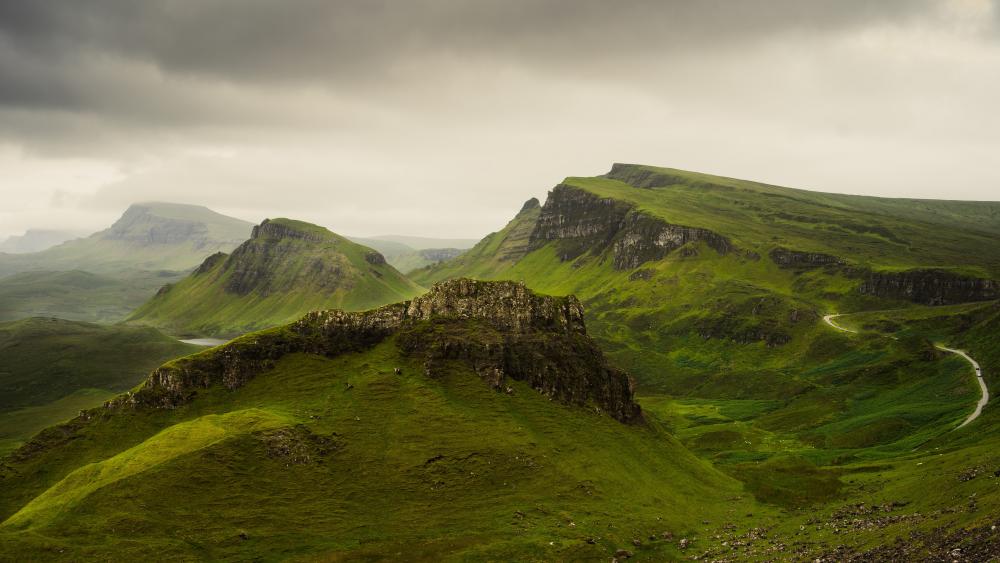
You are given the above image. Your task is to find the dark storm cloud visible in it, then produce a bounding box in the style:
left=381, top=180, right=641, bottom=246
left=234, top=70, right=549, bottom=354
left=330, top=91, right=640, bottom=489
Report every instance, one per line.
left=0, top=0, right=945, bottom=88
left=1, top=0, right=998, bottom=240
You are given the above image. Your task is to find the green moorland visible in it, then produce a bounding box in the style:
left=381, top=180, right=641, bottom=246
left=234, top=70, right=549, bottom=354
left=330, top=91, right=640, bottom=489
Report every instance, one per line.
left=0, top=307, right=763, bottom=561
left=0, top=269, right=187, bottom=323
left=404, top=165, right=1000, bottom=556
left=127, top=218, right=424, bottom=337
left=0, top=318, right=198, bottom=456
left=1, top=287, right=998, bottom=559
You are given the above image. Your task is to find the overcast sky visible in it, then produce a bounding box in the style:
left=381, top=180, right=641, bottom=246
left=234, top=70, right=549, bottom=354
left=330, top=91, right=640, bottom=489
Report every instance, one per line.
left=1, top=0, right=998, bottom=240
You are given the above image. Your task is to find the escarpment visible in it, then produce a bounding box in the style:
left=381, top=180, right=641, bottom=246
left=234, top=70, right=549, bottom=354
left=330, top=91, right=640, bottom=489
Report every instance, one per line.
left=859, top=269, right=999, bottom=305
left=769, top=248, right=846, bottom=270
left=119, top=279, right=641, bottom=423
left=529, top=184, right=731, bottom=269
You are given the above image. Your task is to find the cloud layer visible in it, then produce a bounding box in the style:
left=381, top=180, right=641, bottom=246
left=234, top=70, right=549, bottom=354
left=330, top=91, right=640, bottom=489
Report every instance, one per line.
left=0, top=0, right=997, bottom=238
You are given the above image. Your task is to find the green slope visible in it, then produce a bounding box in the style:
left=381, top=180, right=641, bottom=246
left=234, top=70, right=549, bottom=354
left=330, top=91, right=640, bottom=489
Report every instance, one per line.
left=128, top=218, right=424, bottom=337
left=0, top=318, right=197, bottom=455
left=411, top=164, right=1000, bottom=513
left=0, top=269, right=186, bottom=323
left=0, top=202, right=253, bottom=276
left=0, top=281, right=752, bottom=561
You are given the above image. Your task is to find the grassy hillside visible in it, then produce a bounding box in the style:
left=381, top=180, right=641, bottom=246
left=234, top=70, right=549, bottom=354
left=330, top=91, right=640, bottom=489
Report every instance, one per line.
left=407, top=164, right=1000, bottom=555
left=0, top=282, right=755, bottom=560
left=128, top=218, right=423, bottom=337
left=3, top=282, right=998, bottom=559
left=0, top=269, right=186, bottom=323
left=0, top=318, right=197, bottom=455
left=0, top=202, right=253, bottom=277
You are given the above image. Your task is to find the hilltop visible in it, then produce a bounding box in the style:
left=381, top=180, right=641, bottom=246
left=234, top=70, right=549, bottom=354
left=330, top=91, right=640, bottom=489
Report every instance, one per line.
left=127, top=218, right=423, bottom=337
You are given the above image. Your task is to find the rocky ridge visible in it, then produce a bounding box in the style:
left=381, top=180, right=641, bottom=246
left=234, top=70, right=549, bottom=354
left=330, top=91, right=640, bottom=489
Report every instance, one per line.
left=860, top=269, right=999, bottom=305
left=528, top=184, right=732, bottom=270
left=118, top=279, right=641, bottom=422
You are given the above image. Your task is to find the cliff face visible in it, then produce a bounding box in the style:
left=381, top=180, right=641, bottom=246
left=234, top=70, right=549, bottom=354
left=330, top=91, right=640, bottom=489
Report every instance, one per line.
left=769, top=248, right=845, bottom=270
left=859, top=270, right=999, bottom=305
left=122, top=279, right=640, bottom=423
left=529, top=184, right=731, bottom=270
left=218, top=219, right=352, bottom=296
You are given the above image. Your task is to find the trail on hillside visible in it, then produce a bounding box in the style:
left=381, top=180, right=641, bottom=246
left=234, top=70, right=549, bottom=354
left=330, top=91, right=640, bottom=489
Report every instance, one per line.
left=822, top=313, right=988, bottom=428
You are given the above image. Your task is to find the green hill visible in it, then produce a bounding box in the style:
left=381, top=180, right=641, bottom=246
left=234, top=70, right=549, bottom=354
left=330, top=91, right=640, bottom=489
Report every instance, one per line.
left=127, top=218, right=424, bottom=337
left=0, top=318, right=197, bottom=455
left=409, top=164, right=1000, bottom=542
left=0, top=280, right=753, bottom=560
left=0, top=270, right=181, bottom=323
left=3, top=280, right=999, bottom=559
left=414, top=164, right=1000, bottom=398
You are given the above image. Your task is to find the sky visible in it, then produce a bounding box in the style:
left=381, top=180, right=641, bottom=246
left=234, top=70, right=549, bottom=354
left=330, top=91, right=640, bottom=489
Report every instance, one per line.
left=1, top=0, right=998, bottom=240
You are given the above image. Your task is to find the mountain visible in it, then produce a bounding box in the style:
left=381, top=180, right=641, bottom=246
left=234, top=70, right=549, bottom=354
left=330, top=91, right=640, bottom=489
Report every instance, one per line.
left=401, top=165, right=1000, bottom=557
left=0, top=203, right=255, bottom=323
left=0, top=229, right=90, bottom=254
left=127, top=218, right=424, bottom=337
left=0, top=202, right=254, bottom=276
left=0, top=280, right=749, bottom=560
left=366, top=234, right=479, bottom=250
left=414, top=164, right=1000, bottom=394
left=0, top=318, right=197, bottom=456
left=348, top=235, right=473, bottom=274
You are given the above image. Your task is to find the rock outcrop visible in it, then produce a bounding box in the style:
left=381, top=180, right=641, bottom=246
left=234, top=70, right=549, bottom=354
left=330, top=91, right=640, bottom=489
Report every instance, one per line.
left=859, top=270, right=999, bottom=305
left=529, top=184, right=731, bottom=270
left=769, top=248, right=846, bottom=270
left=119, top=279, right=641, bottom=423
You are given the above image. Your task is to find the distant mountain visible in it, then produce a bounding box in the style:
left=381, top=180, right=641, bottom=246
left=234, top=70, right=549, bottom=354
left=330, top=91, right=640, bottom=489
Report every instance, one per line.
left=0, top=317, right=197, bottom=455
left=0, top=203, right=255, bottom=323
left=0, top=230, right=90, bottom=254
left=128, top=218, right=424, bottom=337
left=348, top=235, right=473, bottom=274
left=0, top=202, right=254, bottom=276
left=366, top=234, right=478, bottom=250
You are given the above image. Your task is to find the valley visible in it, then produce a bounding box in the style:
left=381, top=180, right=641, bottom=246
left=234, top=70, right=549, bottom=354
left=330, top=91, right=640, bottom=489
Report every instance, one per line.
left=1, top=164, right=997, bottom=560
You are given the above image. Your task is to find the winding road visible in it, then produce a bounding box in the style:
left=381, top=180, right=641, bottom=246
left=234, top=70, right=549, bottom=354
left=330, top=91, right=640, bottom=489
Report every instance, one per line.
left=822, top=314, right=988, bottom=428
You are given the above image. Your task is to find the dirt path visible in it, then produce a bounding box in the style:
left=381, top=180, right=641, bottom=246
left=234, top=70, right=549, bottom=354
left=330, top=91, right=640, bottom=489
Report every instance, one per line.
left=822, top=313, right=988, bottom=428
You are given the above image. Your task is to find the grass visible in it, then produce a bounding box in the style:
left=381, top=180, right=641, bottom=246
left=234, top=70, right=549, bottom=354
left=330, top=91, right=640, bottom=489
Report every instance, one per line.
left=0, top=269, right=187, bottom=324
left=0, top=317, right=198, bottom=455
left=0, top=342, right=761, bottom=560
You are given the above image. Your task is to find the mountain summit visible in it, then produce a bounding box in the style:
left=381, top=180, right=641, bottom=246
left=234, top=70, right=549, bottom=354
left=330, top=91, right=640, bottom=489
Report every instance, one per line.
left=127, top=218, right=423, bottom=336
left=0, top=202, right=253, bottom=276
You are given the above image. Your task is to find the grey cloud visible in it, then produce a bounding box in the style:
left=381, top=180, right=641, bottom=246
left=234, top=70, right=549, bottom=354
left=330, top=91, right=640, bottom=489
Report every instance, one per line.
left=0, top=1, right=947, bottom=87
